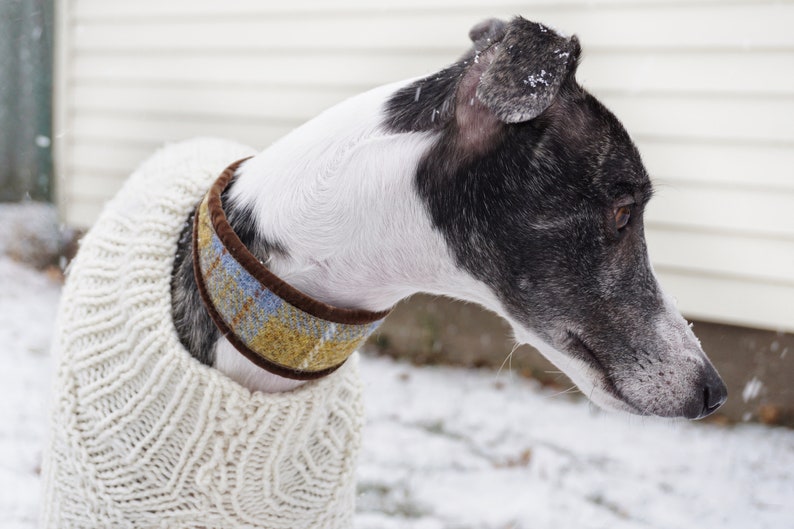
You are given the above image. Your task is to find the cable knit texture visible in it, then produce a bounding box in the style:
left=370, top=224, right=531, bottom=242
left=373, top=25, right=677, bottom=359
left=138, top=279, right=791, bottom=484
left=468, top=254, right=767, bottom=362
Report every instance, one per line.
left=40, top=138, right=364, bottom=529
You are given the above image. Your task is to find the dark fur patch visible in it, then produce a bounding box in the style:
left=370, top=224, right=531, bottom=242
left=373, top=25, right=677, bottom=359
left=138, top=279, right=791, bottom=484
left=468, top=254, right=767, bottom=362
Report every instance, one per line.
left=385, top=17, right=660, bottom=363
left=414, top=75, right=659, bottom=372
left=171, top=180, right=284, bottom=365
left=384, top=62, right=466, bottom=134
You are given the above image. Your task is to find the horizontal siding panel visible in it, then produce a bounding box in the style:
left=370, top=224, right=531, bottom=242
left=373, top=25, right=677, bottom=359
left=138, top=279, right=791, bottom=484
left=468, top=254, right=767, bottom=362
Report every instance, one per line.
left=73, top=0, right=735, bottom=20
left=602, top=94, right=794, bottom=143
left=68, top=142, right=156, bottom=175
left=72, top=49, right=794, bottom=97
left=550, top=4, right=794, bottom=50
left=71, top=16, right=476, bottom=53
left=72, top=52, right=454, bottom=89
left=72, top=5, right=794, bottom=53
left=62, top=196, right=106, bottom=228
left=69, top=113, right=293, bottom=148
left=639, top=141, right=794, bottom=191
left=63, top=171, right=127, bottom=201
left=647, top=228, right=794, bottom=284
left=70, top=84, right=353, bottom=123
left=646, top=185, right=794, bottom=238
left=578, top=51, right=794, bottom=96
left=656, top=269, right=794, bottom=332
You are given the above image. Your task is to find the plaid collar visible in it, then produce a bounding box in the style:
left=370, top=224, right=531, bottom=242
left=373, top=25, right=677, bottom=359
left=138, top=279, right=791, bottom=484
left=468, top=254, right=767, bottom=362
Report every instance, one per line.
left=192, top=159, right=390, bottom=380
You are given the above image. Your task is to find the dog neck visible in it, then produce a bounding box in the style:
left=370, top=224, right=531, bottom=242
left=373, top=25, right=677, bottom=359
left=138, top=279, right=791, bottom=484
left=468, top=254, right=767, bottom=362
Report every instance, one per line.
left=194, top=160, right=390, bottom=382
left=227, top=83, right=500, bottom=313
left=214, top=82, right=501, bottom=392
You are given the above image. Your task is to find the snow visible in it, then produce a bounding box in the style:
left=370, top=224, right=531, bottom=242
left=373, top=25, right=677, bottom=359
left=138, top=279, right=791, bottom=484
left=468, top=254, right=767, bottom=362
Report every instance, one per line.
left=359, top=360, right=794, bottom=529
left=2, top=256, right=794, bottom=529
left=0, top=258, right=59, bottom=529
left=742, top=376, right=764, bottom=402
left=523, top=70, right=551, bottom=88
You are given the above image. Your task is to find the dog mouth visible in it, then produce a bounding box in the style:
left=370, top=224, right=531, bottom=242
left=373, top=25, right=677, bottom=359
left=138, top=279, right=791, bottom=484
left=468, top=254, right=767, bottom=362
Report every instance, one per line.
left=564, top=330, right=604, bottom=370
left=564, top=330, right=639, bottom=412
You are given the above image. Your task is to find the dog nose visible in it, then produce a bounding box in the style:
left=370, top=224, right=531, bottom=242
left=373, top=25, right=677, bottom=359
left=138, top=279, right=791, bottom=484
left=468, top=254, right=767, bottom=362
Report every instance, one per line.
left=702, top=376, right=728, bottom=417
left=683, top=362, right=728, bottom=419
left=687, top=368, right=728, bottom=419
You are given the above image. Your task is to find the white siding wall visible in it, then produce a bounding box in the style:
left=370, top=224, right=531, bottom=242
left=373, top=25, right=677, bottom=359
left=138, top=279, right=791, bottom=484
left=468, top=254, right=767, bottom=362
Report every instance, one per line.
left=54, top=0, right=794, bottom=331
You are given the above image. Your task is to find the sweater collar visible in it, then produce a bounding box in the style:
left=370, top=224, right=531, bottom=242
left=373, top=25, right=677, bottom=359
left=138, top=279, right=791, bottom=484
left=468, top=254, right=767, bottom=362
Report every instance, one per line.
left=192, top=158, right=390, bottom=380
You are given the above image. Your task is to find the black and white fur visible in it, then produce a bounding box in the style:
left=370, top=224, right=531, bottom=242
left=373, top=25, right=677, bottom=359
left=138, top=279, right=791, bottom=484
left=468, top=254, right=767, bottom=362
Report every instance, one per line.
left=172, top=17, right=727, bottom=417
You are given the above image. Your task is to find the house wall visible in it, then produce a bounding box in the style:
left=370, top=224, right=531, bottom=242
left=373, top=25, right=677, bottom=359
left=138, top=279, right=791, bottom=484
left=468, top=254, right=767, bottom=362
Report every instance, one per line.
left=54, top=0, right=794, bottom=331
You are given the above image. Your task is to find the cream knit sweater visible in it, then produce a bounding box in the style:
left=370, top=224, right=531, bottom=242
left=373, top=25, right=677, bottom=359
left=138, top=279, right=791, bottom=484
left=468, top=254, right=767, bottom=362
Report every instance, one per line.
left=41, top=138, right=364, bottom=529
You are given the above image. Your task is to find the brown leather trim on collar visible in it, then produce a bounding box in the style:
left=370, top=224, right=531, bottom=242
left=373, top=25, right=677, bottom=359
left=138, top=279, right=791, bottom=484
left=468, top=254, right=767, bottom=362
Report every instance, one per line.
left=202, top=158, right=390, bottom=325
left=192, top=201, right=340, bottom=380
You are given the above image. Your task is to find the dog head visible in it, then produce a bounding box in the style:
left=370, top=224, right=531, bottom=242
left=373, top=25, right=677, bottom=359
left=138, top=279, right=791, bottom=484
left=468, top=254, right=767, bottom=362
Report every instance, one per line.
left=386, top=17, right=727, bottom=418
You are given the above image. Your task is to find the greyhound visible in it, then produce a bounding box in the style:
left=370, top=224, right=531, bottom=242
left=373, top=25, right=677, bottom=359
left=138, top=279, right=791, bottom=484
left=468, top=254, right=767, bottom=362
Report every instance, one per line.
left=172, top=17, right=727, bottom=419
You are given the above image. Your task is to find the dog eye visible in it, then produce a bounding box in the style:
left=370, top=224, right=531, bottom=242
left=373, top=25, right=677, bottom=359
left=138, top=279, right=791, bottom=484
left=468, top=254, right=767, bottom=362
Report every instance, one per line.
left=614, top=205, right=632, bottom=230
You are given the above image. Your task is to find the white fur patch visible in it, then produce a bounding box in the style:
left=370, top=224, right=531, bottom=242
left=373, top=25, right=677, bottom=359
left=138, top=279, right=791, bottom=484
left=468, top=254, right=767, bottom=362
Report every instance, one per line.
left=219, top=79, right=502, bottom=391
left=215, top=338, right=306, bottom=393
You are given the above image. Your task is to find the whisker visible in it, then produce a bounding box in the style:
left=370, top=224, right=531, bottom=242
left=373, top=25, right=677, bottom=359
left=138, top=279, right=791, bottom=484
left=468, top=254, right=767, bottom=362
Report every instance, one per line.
left=496, top=342, right=521, bottom=379
left=545, top=385, right=579, bottom=399
left=588, top=386, right=599, bottom=414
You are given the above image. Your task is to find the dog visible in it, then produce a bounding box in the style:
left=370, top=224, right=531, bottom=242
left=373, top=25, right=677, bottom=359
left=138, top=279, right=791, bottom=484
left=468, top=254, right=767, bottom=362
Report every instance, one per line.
left=43, top=16, right=726, bottom=528
left=173, top=16, right=726, bottom=417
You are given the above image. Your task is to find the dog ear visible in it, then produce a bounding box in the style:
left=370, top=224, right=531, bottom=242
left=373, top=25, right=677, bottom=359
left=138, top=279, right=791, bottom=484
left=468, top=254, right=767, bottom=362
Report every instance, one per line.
left=385, top=18, right=508, bottom=135
left=385, top=17, right=578, bottom=138
left=475, top=17, right=581, bottom=123
left=451, top=17, right=580, bottom=150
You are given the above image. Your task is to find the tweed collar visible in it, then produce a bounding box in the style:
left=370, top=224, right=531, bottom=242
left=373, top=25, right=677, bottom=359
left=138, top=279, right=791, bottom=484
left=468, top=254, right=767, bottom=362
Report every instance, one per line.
left=192, top=158, right=390, bottom=380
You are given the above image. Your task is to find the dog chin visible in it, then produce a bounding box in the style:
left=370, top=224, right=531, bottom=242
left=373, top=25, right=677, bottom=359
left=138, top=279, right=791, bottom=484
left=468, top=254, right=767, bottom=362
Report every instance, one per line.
left=555, top=357, right=643, bottom=415
left=513, top=328, right=643, bottom=415
left=580, top=377, right=642, bottom=415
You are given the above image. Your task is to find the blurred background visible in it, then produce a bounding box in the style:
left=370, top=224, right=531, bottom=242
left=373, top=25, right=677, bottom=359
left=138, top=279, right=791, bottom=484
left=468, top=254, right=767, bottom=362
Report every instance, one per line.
left=1, top=1, right=794, bottom=526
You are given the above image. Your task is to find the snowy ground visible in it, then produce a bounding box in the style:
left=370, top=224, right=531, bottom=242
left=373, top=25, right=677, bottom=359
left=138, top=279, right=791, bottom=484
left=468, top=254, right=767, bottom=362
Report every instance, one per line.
left=2, top=256, right=794, bottom=529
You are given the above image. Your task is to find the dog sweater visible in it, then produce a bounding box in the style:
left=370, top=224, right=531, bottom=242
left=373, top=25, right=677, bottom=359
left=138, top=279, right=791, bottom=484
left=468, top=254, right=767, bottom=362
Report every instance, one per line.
left=40, top=138, right=364, bottom=529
